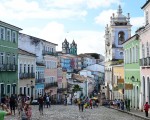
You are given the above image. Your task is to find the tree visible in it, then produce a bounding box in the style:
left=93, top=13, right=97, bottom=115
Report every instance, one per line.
left=72, top=84, right=82, bottom=93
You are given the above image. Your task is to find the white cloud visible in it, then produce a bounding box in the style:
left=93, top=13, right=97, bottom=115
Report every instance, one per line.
left=24, top=22, right=105, bottom=55
left=0, top=0, right=87, bottom=21
left=130, top=17, right=145, bottom=28
left=95, top=9, right=117, bottom=26
left=87, top=0, right=121, bottom=9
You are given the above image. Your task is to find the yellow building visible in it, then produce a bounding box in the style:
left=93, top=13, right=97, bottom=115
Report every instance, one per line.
left=112, top=64, right=124, bottom=100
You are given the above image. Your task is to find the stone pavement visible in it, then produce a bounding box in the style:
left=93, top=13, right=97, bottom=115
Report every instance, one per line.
left=5, top=105, right=145, bottom=120
left=108, top=105, right=150, bottom=120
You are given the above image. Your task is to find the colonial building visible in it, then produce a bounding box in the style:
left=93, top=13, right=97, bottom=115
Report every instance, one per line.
left=104, top=5, right=132, bottom=100
left=123, top=34, right=140, bottom=109
left=62, top=39, right=77, bottom=55
left=0, top=21, right=22, bottom=99
left=18, top=49, right=36, bottom=99
left=35, top=63, right=45, bottom=98
left=137, top=0, right=150, bottom=110
left=19, top=33, right=58, bottom=99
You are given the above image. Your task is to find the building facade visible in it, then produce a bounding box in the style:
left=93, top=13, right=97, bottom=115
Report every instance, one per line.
left=112, top=64, right=124, bottom=100
left=0, top=21, right=22, bottom=98
left=137, top=0, right=150, bottom=110
left=18, top=49, right=36, bottom=99
left=104, top=5, right=131, bottom=100
left=123, top=34, right=140, bottom=109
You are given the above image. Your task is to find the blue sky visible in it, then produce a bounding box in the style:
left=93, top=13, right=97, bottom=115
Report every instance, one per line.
left=0, top=0, right=146, bottom=55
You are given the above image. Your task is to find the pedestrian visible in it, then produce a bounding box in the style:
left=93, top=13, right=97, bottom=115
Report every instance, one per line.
left=9, top=94, right=16, bottom=115
left=144, top=102, right=150, bottom=117
left=90, top=99, right=93, bottom=109
left=46, top=96, right=50, bottom=108
left=24, top=101, right=32, bottom=120
left=38, top=95, right=44, bottom=115
left=80, top=99, right=85, bottom=112
left=0, top=103, right=11, bottom=120
left=77, top=99, right=81, bottom=111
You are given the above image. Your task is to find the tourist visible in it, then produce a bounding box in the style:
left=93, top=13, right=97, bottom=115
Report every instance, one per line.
left=77, top=99, right=81, bottom=111
left=38, top=95, right=44, bottom=115
left=9, top=94, right=16, bottom=115
left=144, top=102, right=150, bottom=117
left=24, top=101, right=32, bottom=120
left=80, top=99, right=85, bottom=112
left=0, top=104, right=11, bottom=120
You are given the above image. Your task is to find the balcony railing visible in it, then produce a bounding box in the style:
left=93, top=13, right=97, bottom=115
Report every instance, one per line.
left=42, top=50, right=57, bottom=56
left=44, top=82, right=58, bottom=89
left=140, top=57, right=150, bottom=67
left=19, top=73, right=35, bottom=79
left=0, top=64, right=17, bottom=71
left=36, top=78, right=45, bottom=83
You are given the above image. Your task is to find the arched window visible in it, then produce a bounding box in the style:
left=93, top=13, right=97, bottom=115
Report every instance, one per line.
left=118, top=31, right=125, bottom=45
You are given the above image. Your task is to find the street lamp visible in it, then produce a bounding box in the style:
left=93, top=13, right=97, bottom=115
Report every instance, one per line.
left=30, top=80, right=34, bottom=102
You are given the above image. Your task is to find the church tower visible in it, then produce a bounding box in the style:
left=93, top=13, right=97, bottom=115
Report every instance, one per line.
left=62, top=38, right=70, bottom=54
left=104, top=5, right=132, bottom=100
left=70, top=40, right=77, bottom=55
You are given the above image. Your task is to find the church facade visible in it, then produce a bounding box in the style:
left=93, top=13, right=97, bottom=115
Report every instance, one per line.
left=104, top=5, right=132, bottom=100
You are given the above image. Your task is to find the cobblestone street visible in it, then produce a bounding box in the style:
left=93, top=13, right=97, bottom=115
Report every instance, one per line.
left=5, top=105, right=144, bottom=120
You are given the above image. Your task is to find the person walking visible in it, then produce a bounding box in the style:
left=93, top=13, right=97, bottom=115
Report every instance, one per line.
left=0, top=104, right=11, bottom=120
left=90, top=99, right=93, bottom=109
left=24, top=101, right=32, bottom=120
left=144, top=102, right=150, bottom=117
left=46, top=96, right=50, bottom=108
left=80, top=99, right=85, bottom=112
left=77, top=99, right=81, bottom=111
left=9, top=94, right=16, bottom=115
left=38, top=95, right=44, bottom=115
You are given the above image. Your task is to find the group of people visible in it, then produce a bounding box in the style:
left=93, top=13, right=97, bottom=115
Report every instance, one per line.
left=0, top=94, right=32, bottom=120
left=76, top=97, right=99, bottom=112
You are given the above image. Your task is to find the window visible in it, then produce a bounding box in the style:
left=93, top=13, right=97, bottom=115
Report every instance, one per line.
left=118, top=31, right=125, bottom=45
left=28, top=65, right=30, bottom=73
left=142, top=44, right=145, bottom=58
left=20, top=64, right=22, bottom=73
left=6, top=54, right=10, bottom=64
left=12, top=31, right=16, bottom=43
left=27, top=88, right=30, bottom=95
left=13, top=54, right=16, bottom=64
left=136, top=45, right=139, bottom=62
left=24, top=64, right=26, bottom=73
left=147, top=42, right=149, bottom=57
left=20, top=87, right=22, bottom=94
left=31, top=65, right=33, bottom=73
left=146, top=11, right=149, bottom=25
left=0, top=27, right=5, bottom=40
left=7, top=29, right=11, bottom=41
left=0, top=53, right=4, bottom=64
left=24, top=87, right=26, bottom=95
left=130, top=48, right=132, bottom=63
left=7, top=85, right=10, bottom=94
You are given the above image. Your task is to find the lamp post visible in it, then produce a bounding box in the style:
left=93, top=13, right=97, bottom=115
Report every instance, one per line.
left=30, top=80, right=34, bottom=102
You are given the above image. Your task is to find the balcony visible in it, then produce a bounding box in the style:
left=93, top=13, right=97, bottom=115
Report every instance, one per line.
left=140, top=57, right=150, bottom=67
left=0, top=64, right=6, bottom=71
left=36, top=78, right=45, bottom=83
left=0, top=64, right=17, bottom=71
left=19, top=73, right=35, bottom=79
left=44, top=82, right=58, bottom=89
left=42, top=50, right=57, bottom=56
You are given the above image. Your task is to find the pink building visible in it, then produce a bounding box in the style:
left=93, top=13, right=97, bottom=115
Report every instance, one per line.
left=138, top=1, right=150, bottom=110
left=44, top=54, right=58, bottom=99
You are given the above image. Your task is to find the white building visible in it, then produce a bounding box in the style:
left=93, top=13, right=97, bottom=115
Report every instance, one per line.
left=18, top=49, right=36, bottom=99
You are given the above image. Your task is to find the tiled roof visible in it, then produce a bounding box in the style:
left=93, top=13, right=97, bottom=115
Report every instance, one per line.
left=18, top=49, right=36, bottom=57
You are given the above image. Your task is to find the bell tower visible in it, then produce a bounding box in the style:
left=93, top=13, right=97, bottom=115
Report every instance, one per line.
left=104, top=5, right=132, bottom=100
left=70, top=40, right=77, bottom=55
left=62, top=38, right=70, bottom=54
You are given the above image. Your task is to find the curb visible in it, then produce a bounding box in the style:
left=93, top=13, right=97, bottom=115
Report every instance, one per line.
left=106, top=106, right=150, bottom=120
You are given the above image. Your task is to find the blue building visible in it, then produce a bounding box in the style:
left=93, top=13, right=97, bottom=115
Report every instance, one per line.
left=35, top=63, right=45, bottom=98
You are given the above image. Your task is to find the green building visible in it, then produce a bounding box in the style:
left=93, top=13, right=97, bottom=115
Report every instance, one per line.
left=123, top=34, right=140, bottom=109
left=0, top=21, right=22, bottom=98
